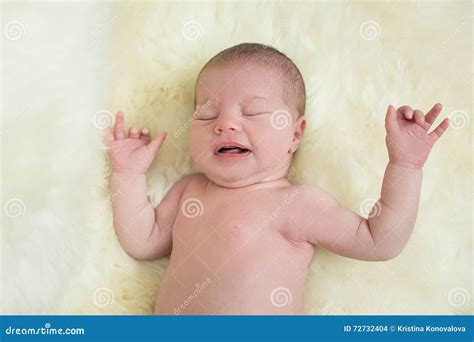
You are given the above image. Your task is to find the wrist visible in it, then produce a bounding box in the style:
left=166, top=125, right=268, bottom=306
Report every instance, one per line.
left=388, top=160, right=423, bottom=170
left=111, top=171, right=147, bottom=180
left=111, top=170, right=146, bottom=175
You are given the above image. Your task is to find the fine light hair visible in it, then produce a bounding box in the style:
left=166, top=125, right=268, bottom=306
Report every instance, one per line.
left=195, top=42, right=306, bottom=117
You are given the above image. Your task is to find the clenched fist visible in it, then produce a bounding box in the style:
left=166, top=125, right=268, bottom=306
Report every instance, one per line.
left=104, top=111, right=167, bottom=174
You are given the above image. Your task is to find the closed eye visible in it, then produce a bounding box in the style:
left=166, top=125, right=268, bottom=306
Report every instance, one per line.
left=193, top=112, right=218, bottom=121
left=243, top=112, right=269, bottom=116
left=196, top=117, right=217, bottom=121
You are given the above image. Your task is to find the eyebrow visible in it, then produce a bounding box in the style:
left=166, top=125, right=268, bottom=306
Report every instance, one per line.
left=241, top=96, right=268, bottom=104
left=196, top=95, right=267, bottom=107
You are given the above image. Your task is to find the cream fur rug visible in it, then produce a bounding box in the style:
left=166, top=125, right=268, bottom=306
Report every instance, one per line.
left=2, top=1, right=472, bottom=315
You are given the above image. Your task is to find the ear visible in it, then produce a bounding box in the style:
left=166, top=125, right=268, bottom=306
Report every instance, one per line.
left=288, top=116, right=306, bottom=154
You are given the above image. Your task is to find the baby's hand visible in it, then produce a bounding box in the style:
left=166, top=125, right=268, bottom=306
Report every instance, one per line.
left=384, top=103, right=449, bottom=169
left=104, top=111, right=167, bottom=174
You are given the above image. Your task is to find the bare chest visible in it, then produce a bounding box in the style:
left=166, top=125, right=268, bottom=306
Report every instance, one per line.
left=173, top=189, right=295, bottom=249
left=155, top=182, right=315, bottom=314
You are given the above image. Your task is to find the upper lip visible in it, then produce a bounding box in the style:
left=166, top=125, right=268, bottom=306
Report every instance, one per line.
left=214, top=141, right=252, bottom=154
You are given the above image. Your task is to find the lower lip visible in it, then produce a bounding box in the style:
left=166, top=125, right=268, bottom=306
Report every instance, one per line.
left=214, top=151, right=252, bottom=159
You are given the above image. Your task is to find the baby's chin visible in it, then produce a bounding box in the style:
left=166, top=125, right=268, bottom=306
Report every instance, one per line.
left=193, top=154, right=293, bottom=188
left=204, top=169, right=256, bottom=188
left=190, top=154, right=254, bottom=188
left=207, top=163, right=297, bottom=189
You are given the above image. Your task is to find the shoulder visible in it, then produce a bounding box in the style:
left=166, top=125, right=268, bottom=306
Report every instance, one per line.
left=289, top=184, right=341, bottom=207
left=171, top=172, right=209, bottom=198
left=284, top=184, right=343, bottom=230
left=160, top=173, right=206, bottom=201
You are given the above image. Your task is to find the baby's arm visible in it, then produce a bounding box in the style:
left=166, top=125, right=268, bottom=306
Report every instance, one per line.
left=111, top=173, right=191, bottom=260
left=299, top=104, right=449, bottom=261
left=299, top=165, right=421, bottom=261
left=105, top=112, right=189, bottom=260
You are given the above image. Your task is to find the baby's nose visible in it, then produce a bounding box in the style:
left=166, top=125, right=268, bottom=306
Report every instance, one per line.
left=214, top=115, right=242, bottom=134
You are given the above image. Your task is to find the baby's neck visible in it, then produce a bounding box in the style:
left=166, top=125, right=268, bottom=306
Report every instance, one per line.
left=205, top=176, right=292, bottom=195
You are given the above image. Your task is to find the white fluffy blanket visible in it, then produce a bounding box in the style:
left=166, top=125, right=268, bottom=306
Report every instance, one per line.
left=2, top=1, right=472, bottom=315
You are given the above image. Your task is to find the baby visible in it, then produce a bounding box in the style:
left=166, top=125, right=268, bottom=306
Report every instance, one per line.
left=104, top=43, right=449, bottom=315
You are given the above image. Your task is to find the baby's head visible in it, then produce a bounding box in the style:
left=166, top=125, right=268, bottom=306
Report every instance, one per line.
left=189, top=43, right=306, bottom=188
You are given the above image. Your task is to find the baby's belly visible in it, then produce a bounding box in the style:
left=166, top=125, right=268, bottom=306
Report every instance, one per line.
left=154, top=222, right=314, bottom=315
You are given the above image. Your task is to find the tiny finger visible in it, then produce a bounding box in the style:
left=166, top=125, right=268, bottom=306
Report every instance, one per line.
left=129, top=125, right=140, bottom=139
left=413, top=109, right=425, bottom=127
left=429, top=118, right=449, bottom=143
left=425, top=103, right=442, bottom=128
left=140, top=128, right=151, bottom=143
left=385, top=104, right=399, bottom=133
left=114, top=111, right=125, bottom=140
left=398, top=105, right=414, bottom=120
left=147, top=132, right=168, bottom=155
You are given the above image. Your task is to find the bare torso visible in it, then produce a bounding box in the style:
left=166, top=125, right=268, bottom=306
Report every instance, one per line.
left=154, top=174, right=315, bottom=315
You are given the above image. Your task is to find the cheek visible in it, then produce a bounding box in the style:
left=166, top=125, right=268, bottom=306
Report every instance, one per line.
left=189, top=127, right=205, bottom=157
left=189, top=123, right=208, bottom=142
left=251, top=124, right=293, bottom=155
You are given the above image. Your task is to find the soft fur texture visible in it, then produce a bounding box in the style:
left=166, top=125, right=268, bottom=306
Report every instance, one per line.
left=2, top=1, right=472, bottom=315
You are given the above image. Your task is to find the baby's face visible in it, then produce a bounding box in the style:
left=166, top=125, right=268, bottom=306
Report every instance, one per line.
left=189, top=62, right=305, bottom=188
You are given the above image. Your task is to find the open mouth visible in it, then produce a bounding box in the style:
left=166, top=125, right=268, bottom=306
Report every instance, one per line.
left=217, top=147, right=251, bottom=154
left=214, top=143, right=252, bottom=158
